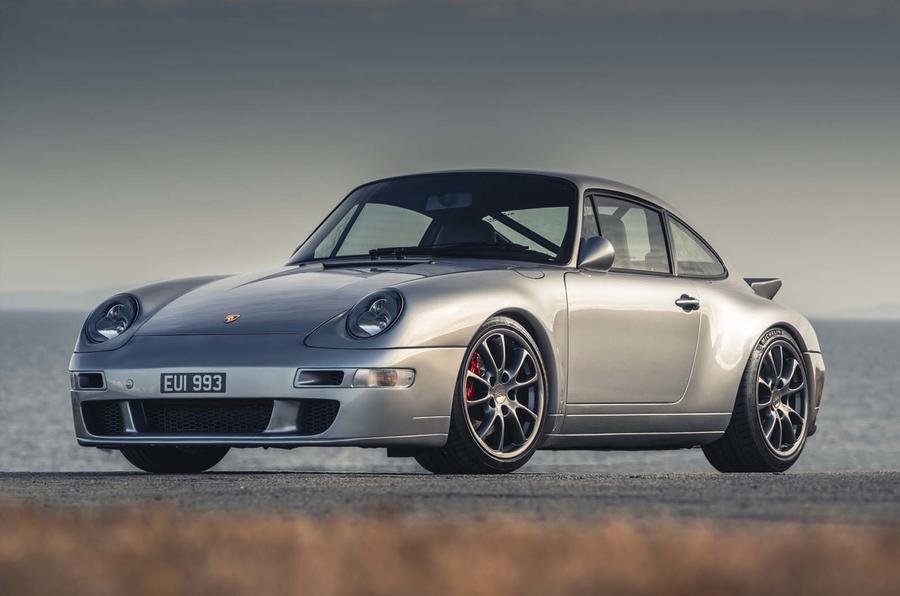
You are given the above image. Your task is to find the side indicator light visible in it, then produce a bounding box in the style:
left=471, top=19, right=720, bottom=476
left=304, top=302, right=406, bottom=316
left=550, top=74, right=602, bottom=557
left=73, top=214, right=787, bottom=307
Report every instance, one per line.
left=351, top=368, right=415, bottom=388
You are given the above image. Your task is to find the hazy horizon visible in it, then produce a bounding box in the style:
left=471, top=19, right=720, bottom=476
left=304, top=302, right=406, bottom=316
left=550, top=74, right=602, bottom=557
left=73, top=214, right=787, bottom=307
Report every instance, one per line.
left=2, top=1, right=899, bottom=317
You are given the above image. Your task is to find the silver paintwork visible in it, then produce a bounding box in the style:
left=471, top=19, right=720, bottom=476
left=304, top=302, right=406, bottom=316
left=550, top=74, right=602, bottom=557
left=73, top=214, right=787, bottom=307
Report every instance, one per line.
left=69, top=169, right=824, bottom=452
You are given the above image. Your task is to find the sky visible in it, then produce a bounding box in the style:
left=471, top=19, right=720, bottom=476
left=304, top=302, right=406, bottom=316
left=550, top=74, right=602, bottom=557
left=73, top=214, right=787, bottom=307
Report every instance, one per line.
left=1, top=0, right=899, bottom=316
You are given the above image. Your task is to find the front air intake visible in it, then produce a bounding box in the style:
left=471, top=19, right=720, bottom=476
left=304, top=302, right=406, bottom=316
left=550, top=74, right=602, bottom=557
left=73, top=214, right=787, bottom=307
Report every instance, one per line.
left=82, top=401, right=125, bottom=435
left=138, top=399, right=274, bottom=434
left=297, top=399, right=340, bottom=435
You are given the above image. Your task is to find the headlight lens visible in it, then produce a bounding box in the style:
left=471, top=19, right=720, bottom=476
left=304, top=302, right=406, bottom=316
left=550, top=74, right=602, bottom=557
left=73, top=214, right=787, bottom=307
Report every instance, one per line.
left=86, top=295, right=139, bottom=343
left=347, top=290, right=403, bottom=338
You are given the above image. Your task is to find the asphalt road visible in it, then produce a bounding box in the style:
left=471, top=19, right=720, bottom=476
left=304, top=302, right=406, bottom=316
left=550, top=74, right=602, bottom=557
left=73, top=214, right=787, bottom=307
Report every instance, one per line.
left=1, top=471, right=897, bottom=523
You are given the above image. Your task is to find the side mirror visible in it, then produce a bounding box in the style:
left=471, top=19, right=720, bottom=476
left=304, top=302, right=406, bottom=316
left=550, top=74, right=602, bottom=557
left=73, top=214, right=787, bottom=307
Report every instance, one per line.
left=577, top=236, right=615, bottom=272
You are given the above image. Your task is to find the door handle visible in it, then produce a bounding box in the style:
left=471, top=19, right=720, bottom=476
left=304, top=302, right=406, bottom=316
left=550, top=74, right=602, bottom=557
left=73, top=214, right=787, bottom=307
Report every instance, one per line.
left=675, top=294, right=700, bottom=312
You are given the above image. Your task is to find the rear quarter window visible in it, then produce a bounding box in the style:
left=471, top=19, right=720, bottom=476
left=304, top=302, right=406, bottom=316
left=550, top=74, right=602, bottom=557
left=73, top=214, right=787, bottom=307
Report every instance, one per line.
left=669, top=218, right=726, bottom=278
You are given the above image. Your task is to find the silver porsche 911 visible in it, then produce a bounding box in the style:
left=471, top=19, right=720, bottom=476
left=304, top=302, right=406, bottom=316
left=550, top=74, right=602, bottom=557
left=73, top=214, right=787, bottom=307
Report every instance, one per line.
left=69, top=171, right=825, bottom=474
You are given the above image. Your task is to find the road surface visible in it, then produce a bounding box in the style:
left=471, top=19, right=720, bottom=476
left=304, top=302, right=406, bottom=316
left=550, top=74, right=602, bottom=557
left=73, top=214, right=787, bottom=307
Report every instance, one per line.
left=1, top=471, right=897, bottom=523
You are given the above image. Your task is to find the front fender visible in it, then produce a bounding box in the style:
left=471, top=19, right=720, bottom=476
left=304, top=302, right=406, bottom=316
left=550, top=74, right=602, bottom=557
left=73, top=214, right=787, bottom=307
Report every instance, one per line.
left=304, top=268, right=568, bottom=350
left=304, top=268, right=570, bottom=428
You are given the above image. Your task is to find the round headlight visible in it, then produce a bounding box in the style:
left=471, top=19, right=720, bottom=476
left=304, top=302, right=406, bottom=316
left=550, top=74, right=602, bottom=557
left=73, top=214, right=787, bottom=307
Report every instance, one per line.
left=347, top=290, right=403, bottom=338
left=86, top=295, right=139, bottom=343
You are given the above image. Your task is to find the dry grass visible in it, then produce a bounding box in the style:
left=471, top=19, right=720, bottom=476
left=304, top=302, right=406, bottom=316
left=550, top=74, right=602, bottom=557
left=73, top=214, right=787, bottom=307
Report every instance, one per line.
left=0, top=505, right=898, bottom=596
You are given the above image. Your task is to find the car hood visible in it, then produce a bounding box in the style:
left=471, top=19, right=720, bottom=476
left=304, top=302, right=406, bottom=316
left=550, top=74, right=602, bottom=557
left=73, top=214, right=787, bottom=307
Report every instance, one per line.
left=135, top=260, right=500, bottom=336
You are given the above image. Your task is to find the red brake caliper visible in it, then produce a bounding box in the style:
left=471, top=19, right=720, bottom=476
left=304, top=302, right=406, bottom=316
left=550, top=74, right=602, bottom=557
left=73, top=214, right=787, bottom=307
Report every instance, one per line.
left=465, top=352, right=483, bottom=401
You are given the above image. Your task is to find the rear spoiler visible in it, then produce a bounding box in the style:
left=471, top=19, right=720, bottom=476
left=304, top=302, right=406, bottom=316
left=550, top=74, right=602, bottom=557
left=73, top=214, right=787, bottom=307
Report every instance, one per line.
left=745, top=278, right=782, bottom=300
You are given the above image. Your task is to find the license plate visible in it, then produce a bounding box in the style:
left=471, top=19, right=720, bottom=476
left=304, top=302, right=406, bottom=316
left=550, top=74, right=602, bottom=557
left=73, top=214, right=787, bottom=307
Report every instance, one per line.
left=160, top=372, right=226, bottom=394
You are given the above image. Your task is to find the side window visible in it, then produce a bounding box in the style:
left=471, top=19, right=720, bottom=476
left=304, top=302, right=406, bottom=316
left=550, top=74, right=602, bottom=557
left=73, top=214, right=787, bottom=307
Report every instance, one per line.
left=335, top=203, right=432, bottom=256
left=590, top=195, right=670, bottom=273
left=669, top=218, right=726, bottom=277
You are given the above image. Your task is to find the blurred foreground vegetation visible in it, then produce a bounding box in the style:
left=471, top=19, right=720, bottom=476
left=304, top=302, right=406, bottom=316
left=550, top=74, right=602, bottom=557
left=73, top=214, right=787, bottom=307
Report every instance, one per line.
left=0, top=505, right=897, bottom=595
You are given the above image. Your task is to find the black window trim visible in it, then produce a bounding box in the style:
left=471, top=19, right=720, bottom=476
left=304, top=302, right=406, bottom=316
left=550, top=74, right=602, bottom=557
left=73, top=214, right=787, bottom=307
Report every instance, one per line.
left=663, top=212, right=729, bottom=280
left=582, top=190, right=675, bottom=278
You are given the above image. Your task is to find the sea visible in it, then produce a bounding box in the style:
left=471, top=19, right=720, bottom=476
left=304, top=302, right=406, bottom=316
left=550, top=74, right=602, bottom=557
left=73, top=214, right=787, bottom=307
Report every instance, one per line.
left=1, top=311, right=897, bottom=473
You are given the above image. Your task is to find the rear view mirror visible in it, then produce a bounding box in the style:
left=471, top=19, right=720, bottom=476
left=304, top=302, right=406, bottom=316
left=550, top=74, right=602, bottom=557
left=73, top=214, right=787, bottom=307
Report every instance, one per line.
left=425, top=193, right=473, bottom=211
left=578, top=236, right=615, bottom=272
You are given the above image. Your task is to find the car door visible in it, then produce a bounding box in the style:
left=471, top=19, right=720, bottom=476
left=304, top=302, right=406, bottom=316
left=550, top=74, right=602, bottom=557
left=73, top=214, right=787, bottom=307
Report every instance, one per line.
left=565, top=193, right=702, bottom=405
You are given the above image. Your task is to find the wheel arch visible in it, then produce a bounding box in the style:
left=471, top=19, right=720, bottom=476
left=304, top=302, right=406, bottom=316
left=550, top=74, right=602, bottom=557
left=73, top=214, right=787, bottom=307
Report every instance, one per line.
left=771, top=322, right=811, bottom=353
left=490, top=308, right=564, bottom=430
left=702, top=321, right=813, bottom=472
left=722, top=322, right=810, bottom=413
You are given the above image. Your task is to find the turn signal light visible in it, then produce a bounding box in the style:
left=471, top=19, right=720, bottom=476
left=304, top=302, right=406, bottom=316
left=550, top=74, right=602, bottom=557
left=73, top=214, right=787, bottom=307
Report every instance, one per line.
left=351, top=368, right=415, bottom=388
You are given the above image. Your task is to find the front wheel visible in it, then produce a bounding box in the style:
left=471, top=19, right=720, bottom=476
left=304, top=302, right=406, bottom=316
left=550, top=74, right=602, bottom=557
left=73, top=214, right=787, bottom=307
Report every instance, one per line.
left=415, top=316, right=548, bottom=474
left=120, top=446, right=230, bottom=473
left=703, top=328, right=810, bottom=472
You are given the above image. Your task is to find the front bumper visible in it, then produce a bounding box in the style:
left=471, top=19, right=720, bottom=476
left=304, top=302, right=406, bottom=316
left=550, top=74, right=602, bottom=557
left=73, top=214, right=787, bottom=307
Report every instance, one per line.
left=70, top=334, right=464, bottom=448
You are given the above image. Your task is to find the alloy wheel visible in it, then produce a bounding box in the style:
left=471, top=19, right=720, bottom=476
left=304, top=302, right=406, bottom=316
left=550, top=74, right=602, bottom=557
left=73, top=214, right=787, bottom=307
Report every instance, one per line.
left=756, top=340, right=809, bottom=457
left=461, top=329, right=545, bottom=459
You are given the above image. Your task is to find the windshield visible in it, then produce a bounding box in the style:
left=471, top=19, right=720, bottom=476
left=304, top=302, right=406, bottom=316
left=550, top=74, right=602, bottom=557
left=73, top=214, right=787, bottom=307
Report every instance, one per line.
left=290, top=173, right=578, bottom=265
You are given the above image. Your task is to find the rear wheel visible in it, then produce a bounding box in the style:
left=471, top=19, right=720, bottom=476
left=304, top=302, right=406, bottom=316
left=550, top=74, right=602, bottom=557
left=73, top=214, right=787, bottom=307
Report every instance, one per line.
left=120, top=446, right=229, bottom=473
left=415, top=316, right=548, bottom=474
left=703, top=328, right=810, bottom=472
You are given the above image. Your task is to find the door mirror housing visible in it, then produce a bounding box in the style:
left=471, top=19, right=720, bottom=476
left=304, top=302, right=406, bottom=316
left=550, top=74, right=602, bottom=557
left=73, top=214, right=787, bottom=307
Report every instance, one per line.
left=578, top=236, right=615, bottom=272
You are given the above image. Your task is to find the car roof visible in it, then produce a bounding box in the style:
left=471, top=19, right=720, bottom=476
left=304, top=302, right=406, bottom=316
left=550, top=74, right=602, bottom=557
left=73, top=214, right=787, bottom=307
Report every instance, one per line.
left=362, top=169, right=687, bottom=221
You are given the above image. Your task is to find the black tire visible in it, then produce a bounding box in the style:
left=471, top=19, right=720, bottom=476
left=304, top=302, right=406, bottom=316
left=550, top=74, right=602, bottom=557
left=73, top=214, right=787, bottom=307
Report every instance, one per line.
left=412, top=448, right=458, bottom=475
left=414, top=316, right=548, bottom=475
left=120, top=446, right=230, bottom=474
left=703, top=327, right=810, bottom=473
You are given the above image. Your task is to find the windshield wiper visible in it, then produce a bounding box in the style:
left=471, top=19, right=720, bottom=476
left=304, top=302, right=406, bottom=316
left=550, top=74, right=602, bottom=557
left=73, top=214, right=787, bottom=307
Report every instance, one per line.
left=369, top=245, right=435, bottom=259
left=369, top=242, right=554, bottom=262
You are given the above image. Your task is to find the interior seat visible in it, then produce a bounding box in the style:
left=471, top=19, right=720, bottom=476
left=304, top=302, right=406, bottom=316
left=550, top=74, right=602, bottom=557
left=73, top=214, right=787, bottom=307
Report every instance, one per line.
left=596, top=215, right=630, bottom=268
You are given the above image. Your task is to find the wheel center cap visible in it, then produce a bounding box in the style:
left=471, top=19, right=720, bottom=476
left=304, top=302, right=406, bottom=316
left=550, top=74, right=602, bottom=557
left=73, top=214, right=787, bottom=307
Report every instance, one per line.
left=493, top=386, right=508, bottom=404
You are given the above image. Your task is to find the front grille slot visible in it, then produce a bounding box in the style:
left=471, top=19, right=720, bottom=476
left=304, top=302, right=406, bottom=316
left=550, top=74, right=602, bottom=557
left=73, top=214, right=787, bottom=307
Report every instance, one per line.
left=75, top=372, right=106, bottom=390
left=297, top=399, right=340, bottom=435
left=84, top=399, right=336, bottom=437
left=138, top=399, right=273, bottom=434
left=82, top=401, right=125, bottom=435
left=294, top=370, right=345, bottom=387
